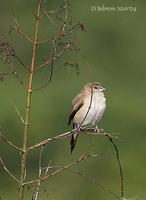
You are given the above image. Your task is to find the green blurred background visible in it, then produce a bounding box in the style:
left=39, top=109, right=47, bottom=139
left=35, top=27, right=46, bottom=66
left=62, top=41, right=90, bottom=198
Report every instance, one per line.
left=0, top=0, right=146, bottom=199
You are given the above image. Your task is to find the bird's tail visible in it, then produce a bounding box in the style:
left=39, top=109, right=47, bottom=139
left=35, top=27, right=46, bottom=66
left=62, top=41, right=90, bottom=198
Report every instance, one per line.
left=70, top=123, right=80, bottom=153
left=70, top=131, right=79, bottom=153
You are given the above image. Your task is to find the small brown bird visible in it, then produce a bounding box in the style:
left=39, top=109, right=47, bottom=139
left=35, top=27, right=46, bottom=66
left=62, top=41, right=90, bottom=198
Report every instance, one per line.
left=68, top=81, right=106, bottom=153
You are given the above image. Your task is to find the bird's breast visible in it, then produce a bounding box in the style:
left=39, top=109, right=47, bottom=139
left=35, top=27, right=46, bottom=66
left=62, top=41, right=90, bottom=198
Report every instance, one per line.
left=73, top=92, right=106, bottom=126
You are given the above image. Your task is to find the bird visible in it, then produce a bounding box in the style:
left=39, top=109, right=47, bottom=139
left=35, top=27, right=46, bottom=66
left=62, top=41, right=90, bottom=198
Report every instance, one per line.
left=68, top=81, right=106, bottom=153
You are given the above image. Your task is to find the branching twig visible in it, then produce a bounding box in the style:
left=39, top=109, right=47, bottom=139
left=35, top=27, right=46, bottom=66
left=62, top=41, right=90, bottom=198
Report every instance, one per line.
left=28, top=128, right=118, bottom=151
left=61, top=1, right=68, bottom=34
left=23, top=153, right=94, bottom=187
left=63, top=23, right=83, bottom=36
left=33, top=59, right=54, bottom=92
left=0, top=157, right=20, bottom=183
left=19, top=0, right=43, bottom=199
left=42, top=8, right=59, bottom=27
left=82, top=128, right=119, bottom=140
left=0, top=129, right=23, bottom=152
left=14, top=17, right=33, bottom=43
left=44, top=160, right=52, bottom=176
left=14, top=104, right=25, bottom=125
left=37, top=23, right=82, bottom=45
left=28, top=130, right=72, bottom=150
left=35, top=42, right=71, bottom=71
left=15, top=55, right=30, bottom=71
left=32, top=146, right=44, bottom=200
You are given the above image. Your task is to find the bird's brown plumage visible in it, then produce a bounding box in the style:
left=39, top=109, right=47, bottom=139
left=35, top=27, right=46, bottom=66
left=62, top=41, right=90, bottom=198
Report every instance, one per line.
left=68, top=81, right=105, bottom=153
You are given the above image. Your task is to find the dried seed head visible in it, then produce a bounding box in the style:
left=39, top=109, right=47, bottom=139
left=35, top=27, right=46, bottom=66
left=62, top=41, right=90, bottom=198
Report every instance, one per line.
left=0, top=42, right=15, bottom=63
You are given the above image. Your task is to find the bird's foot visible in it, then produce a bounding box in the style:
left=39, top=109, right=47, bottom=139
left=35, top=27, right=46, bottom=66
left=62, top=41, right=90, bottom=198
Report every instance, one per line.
left=99, top=128, right=104, bottom=133
left=93, top=126, right=100, bottom=133
left=72, top=124, right=80, bottom=134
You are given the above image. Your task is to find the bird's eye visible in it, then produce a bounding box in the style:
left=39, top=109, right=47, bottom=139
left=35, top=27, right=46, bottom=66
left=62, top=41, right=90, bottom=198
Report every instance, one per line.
left=94, top=86, right=98, bottom=89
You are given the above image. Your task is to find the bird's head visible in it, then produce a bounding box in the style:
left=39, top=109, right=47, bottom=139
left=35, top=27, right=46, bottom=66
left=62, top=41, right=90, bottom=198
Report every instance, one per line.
left=84, top=81, right=105, bottom=93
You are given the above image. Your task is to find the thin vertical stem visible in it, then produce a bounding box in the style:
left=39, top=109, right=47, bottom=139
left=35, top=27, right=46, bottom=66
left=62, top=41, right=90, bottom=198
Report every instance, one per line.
left=106, top=136, right=124, bottom=199
left=19, top=0, right=42, bottom=199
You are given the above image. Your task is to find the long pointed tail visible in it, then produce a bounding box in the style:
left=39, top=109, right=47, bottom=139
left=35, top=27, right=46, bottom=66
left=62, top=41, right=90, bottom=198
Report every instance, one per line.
left=70, top=131, right=79, bottom=153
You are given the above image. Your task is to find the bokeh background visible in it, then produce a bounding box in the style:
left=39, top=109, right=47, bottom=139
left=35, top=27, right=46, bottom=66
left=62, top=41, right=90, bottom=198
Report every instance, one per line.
left=0, top=0, right=146, bottom=200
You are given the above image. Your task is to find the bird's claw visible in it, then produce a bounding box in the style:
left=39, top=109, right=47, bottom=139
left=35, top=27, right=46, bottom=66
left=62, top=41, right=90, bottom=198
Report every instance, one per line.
left=93, top=126, right=100, bottom=133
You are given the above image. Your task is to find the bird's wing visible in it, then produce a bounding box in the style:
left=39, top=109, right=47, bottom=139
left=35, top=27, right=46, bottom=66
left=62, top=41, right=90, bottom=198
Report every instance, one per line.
left=68, top=93, right=85, bottom=125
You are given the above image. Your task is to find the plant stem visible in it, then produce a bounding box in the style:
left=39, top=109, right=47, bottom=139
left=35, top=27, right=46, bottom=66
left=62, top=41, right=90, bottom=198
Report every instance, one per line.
left=19, top=0, right=42, bottom=199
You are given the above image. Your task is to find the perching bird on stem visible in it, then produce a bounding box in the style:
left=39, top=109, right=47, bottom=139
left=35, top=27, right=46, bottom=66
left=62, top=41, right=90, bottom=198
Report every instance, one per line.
left=68, top=81, right=106, bottom=153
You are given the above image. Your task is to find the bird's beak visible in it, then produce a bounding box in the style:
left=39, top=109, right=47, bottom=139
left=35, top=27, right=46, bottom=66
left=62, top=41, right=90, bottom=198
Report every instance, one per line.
left=99, top=86, right=105, bottom=92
